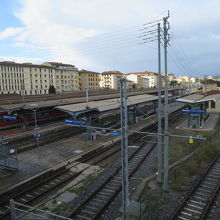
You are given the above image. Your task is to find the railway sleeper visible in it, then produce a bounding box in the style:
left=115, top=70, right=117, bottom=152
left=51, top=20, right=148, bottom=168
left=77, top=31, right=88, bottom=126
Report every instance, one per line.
left=76, top=214, right=92, bottom=220
left=211, top=168, right=220, bottom=173
left=189, top=199, right=206, bottom=206
left=81, top=209, right=96, bottom=217
left=87, top=201, right=103, bottom=208
left=205, top=176, right=219, bottom=182
left=200, top=184, right=216, bottom=190
left=195, top=191, right=211, bottom=197
left=178, top=216, right=190, bottom=220
left=96, top=194, right=109, bottom=200
left=198, top=188, right=211, bottom=194
left=99, top=191, right=111, bottom=197
left=201, top=180, right=217, bottom=187
left=209, top=170, right=220, bottom=175
left=207, top=173, right=220, bottom=179
left=192, top=195, right=209, bottom=202
left=184, top=207, right=202, bottom=215
left=180, top=211, right=200, bottom=219
left=92, top=198, right=106, bottom=203
left=84, top=204, right=100, bottom=211
left=187, top=203, right=204, bottom=210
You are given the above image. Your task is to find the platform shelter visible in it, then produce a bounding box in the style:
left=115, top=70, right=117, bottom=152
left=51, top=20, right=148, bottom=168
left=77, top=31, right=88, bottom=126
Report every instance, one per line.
left=176, top=94, right=220, bottom=128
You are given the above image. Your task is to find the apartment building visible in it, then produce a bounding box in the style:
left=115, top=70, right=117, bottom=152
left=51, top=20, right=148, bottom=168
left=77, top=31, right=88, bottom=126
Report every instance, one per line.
left=126, top=71, right=158, bottom=88
left=100, top=71, right=123, bottom=89
left=125, top=73, right=149, bottom=89
left=0, top=61, right=56, bottom=95
left=79, top=69, right=101, bottom=90
left=202, top=79, right=220, bottom=93
left=43, top=62, right=79, bottom=92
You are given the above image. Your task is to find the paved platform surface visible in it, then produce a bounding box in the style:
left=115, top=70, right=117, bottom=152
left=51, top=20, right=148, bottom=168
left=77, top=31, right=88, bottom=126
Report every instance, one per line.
left=0, top=133, right=112, bottom=191
left=176, top=113, right=219, bottom=131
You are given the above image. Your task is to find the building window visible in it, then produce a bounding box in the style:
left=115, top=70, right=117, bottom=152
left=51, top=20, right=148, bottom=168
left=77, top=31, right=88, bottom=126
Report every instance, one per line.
left=211, top=101, right=216, bottom=108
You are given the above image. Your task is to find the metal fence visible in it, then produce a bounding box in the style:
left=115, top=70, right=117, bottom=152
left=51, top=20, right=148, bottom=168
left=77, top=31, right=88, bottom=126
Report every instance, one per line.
left=0, top=141, right=18, bottom=172
left=10, top=200, right=74, bottom=220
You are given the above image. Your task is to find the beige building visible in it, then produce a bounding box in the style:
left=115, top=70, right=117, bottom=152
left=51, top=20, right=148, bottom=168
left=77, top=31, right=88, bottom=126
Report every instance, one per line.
left=126, top=72, right=158, bottom=88
left=100, top=71, right=123, bottom=89
left=0, top=61, right=56, bottom=95
left=125, top=73, right=149, bottom=89
left=43, top=62, right=79, bottom=93
left=202, top=79, right=220, bottom=93
left=79, top=69, right=101, bottom=90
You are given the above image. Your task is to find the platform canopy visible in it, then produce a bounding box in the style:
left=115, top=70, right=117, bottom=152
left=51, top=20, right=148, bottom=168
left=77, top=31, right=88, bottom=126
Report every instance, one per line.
left=176, top=94, right=220, bottom=104
left=55, top=94, right=159, bottom=117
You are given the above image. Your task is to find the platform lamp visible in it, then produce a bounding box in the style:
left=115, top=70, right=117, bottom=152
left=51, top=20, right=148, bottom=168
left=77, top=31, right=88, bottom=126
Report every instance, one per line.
left=29, top=103, right=40, bottom=157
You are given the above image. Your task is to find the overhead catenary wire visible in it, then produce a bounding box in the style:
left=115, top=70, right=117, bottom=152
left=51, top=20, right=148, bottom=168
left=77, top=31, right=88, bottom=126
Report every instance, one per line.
left=1, top=26, right=158, bottom=57
left=0, top=27, right=158, bottom=58
left=0, top=18, right=161, bottom=64
left=2, top=35, right=158, bottom=59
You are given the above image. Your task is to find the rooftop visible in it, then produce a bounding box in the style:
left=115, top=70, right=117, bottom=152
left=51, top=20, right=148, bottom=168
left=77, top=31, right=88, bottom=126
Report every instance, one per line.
left=0, top=61, right=54, bottom=69
left=79, top=69, right=100, bottom=74
left=176, top=93, right=220, bottom=104
left=56, top=94, right=158, bottom=116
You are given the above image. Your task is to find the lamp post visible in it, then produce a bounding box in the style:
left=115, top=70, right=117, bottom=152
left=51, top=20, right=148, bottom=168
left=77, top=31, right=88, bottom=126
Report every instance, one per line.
left=29, top=103, right=40, bottom=157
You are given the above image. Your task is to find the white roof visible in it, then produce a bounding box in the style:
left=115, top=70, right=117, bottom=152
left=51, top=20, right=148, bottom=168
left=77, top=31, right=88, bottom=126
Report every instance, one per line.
left=56, top=94, right=158, bottom=113
left=177, top=94, right=220, bottom=104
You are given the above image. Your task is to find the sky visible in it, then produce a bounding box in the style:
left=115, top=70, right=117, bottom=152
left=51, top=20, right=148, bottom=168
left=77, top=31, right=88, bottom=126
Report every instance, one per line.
left=0, top=0, right=220, bottom=77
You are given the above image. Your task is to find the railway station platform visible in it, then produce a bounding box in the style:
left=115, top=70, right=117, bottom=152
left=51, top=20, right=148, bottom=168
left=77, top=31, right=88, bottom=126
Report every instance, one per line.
left=176, top=113, right=219, bottom=131
left=0, top=102, right=183, bottom=192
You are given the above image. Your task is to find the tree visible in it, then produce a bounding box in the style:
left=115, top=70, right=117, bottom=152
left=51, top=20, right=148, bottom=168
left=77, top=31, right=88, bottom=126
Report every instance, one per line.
left=49, top=85, right=56, bottom=94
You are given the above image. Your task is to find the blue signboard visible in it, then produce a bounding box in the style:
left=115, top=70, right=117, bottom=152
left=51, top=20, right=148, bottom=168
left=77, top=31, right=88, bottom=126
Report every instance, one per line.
left=3, top=115, right=17, bottom=120
left=110, top=131, right=121, bottom=136
left=33, top=132, right=41, bottom=138
left=65, top=119, right=87, bottom=126
left=182, top=109, right=205, bottom=114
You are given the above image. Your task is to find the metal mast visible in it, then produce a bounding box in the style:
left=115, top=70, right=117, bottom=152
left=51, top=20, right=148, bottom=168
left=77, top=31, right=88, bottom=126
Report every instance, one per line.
left=163, top=13, right=170, bottom=190
left=157, top=22, right=162, bottom=183
left=120, top=78, right=129, bottom=220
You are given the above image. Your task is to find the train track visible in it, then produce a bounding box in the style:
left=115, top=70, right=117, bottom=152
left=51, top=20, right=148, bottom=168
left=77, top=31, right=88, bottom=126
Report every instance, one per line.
left=169, top=152, right=220, bottom=220
left=0, top=107, right=182, bottom=219
left=68, top=137, right=155, bottom=220
left=66, top=109, right=182, bottom=220
left=0, top=137, right=124, bottom=219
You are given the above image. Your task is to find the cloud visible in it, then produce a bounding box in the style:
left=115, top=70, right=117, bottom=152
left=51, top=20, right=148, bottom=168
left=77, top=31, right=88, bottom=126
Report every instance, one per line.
left=2, top=0, right=220, bottom=75
left=0, top=55, right=44, bottom=63
left=0, top=27, right=24, bottom=40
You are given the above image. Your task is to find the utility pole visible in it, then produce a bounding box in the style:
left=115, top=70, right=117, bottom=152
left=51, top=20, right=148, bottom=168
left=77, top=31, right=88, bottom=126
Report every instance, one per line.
left=163, top=13, right=170, bottom=191
left=86, top=73, right=89, bottom=108
left=157, top=22, right=162, bottom=183
left=204, top=75, right=207, bottom=95
left=120, top=78, right=129, bottom=220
